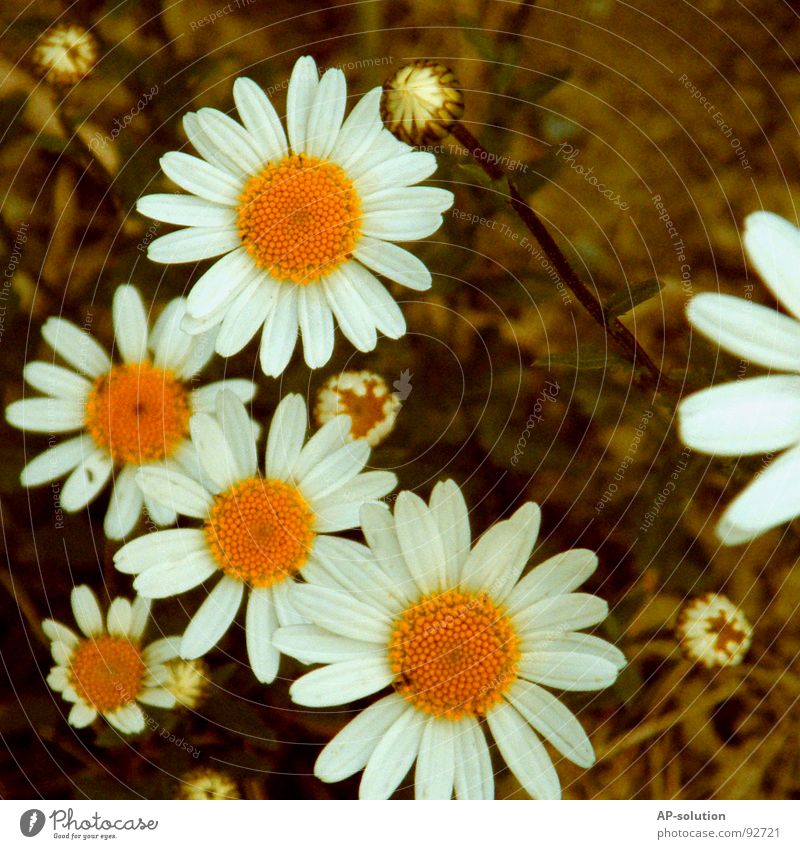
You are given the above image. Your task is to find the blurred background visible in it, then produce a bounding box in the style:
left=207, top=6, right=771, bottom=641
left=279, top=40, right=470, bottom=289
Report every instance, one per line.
left=1, top=0, right=799, bottom=799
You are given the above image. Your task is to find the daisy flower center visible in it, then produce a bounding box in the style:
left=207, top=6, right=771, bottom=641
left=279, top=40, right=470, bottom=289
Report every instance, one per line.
left=69, top=635, right=145, bottom=713
left=338, top=382, right=393, bottom=439
left=237, top=154, right=361, bottom=284
left=389, top=589, right=520, bottom=720
left=204, top=477, right=315, bottom=587
left=84, top=362, right=191, bottom=464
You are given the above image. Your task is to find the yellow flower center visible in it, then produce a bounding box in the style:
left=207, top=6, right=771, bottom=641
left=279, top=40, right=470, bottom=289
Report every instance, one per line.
left=84, top=362, right=191, bottom=465
left=338, top=380, right=393, bottom=440
left=69, top=635, right=145, bottom=713
left=389, top=589, right=520, bottom=720
left=237, top=154, right=361, bottom=284
left=204, top=477, right=315, bottom=587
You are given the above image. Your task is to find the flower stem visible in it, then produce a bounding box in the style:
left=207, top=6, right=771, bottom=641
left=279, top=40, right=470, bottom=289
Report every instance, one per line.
left=451, top=121, right=673, bottom=392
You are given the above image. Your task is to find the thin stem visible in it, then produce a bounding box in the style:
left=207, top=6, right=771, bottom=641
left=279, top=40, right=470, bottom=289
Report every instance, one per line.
left=451, top=122, right=673, bottom=392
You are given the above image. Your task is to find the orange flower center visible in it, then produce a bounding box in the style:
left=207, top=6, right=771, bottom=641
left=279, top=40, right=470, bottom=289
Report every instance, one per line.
left=338, top=381, right=394, bottom=440
left=204, top=477, right=315, bottom=587
left=389, top=589, right=520, bottom=720
left=69, top=635, right=145, bottom=713
left=84, top=362, right=191, bottom=465
left=237, top=154, right=361, bottom=284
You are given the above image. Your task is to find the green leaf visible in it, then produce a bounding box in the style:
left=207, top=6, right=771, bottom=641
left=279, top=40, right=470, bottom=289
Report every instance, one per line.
left=604, top=277, right=665, bottom=318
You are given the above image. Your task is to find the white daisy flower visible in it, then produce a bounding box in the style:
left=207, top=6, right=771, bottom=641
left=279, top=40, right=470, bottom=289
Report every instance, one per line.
left=43, top=585, right=180, bottom=734
left=679, top=211, right=800, bottom=544
left=5, top=284, right=257, bottom=540
left=33, top=23, right=99, bottom=87
left=677, top=593, right=752, bottom=668
left=274, top=480, right=625, bottom=800
left=315, top=370, right=400, bottom=446
left=114, top=390, right=397, bottom=683
left=137, top=55, right=453, bottom=377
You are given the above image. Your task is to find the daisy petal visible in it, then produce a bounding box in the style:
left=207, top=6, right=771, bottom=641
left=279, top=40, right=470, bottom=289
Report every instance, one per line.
left=22, top=361, right=91, bottom=401
left=507, top=549, right=598, bottom=615
left=137, top=193, right=236, bottom=228
left=514, top=593, right=609, bottom=635
left=323, top=268, right=378, bottom=352
left=518, top=651, right=619, bottom=691
left=245, top=587, right=280, bottom=683
left=6, top=397, right=86, bottom=433
left=133, top=552, right=218, bottom=598
left=129, top=596, right=151, bottom=641
left=103, top=466, right=145, bottom=540
left=743, top=211, right=800, bottom=319
left=106, top=598, right=132, bottom=638
left=330, top=87, right=383, bottom=171
left=429, top=480, right=472, bottom=587
left=272, top=624, right=379, bottom=664
left=342, top=263, right=406, bottom=339
left=19, top=434, right=91, bottom=487
left=68, top=702, right=97, bottom=728
left=114, top=528, right=208, bottom=575
left=148, top=226, right=241, bottom=264
left=135, top=467, right=213, bottom=519
left=265, top=393, right=307, bottom=480
left=297, top=285, right=335, bottom=369
left=453, top=716, right=494, bottom=800
left=289, top=655, right=393, bottom=707
left=60, top=450, right=113, bottom=511
left=525, top=632, right=626, bottom=670
left=259, top=285, right=299, bottom=377
left=415, top=717, right=455, bottom=800
left=42, top=620, right=79, bottom=647
left=360, top=707, right=425, bottom=800
left=107, top=703, right=145, bottom=735
left=394, top=490, right=448, bottom=594
left=112, top=284, right=149, bottom=363
left=297, top=440, right=369, bottom=501
left=159, top=151, right=242, bottom=205
left=41, top=317, right=111, bottom=378
left=189, top=412, right=240, bottom=492
left=305, top=68, right=346, bottom=159
left=71, top=586, right=103, bottom=637
left=286, top=55, right=319, bottom=153
left=233, top=77, right=288, bottom=161
left=354, top=237, right=432, bottom=291
left=291, top=413, right=350, bottom=481
left=180, top=576, right=244, bottom=659
left=196, top=107, right=264, bottom=176
left=289, top=584, right=392, bottom=643
left=214, top=390, right=258, bottom=479
left=215, top=276, right=277, bottom=357
left=138, top=688, right=177, bottom=709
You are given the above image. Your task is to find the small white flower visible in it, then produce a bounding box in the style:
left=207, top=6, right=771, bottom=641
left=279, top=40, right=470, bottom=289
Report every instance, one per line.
left=33, top=23, right=98, bottom=86
left=163, top=657, right=211, bottom=709
left=275, top=480, right=625, bottom=800
left=137, top=55, right=453, bottom=377
left=315, top=370, right=400, bottom=446
left=679, top=211, right=800, bottom=544
left=177, top=767, right=239, bottom=800
left=5, top=284, right=257, bottom=540
left=677, top=593, right=752, bottom=668
left=381, top=59, right=465, bottom=146
left=114, top=391, right=396, bottom=683
left=43, top=585, right=180, bottom=734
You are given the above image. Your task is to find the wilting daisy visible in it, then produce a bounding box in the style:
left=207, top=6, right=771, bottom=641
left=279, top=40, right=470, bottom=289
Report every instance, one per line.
left=274, top=480, right=625, bottom=799
left=114, top=390, right=396, bottom=683
left=315, top=370, right=400, bottom=446
left=137, top=55, right=453, bottom=377
left=677, top=593, right=752, bottom=668
left=32, top=23, right=99, bottom=87
left=679, top=211, right=800, bottom=544
left=43, top=585, right=180, bottom=734
left=5, top=284, right=256, bottom=539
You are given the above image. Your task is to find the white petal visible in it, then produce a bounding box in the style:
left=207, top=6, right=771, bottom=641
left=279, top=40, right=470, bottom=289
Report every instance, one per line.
left=354, top=150, right=437, bottom=195
left=6, top=397, right=86, bottom=434
left=314, top=693, right=408, bottom=783
left=272, top=624, right=380, bottom=664
left=271, top=578, right=305, bottom=627
left=259, top=285, right=299, bottom=377
left=233, top=77, right=288, bottom=161
left=297, top=439, right=369, bottom=501
left=527, top=632, right=626, bottom=670
left=135, top=467, right=213, bottom=519
left=112, top=284, right=149, bottom=363
left=289, top=584, right=392, bottom=643
left=137, top=193, right=236, bottom=227
left=71, top=585, right=103, bottom=637
left=189, top=412, right=240, bottom=492
left=716, top=443, right=800, bottom=543
left=678, top=375, right=800, bottom=455
left=297, top=285, right=335, bottom=369
left=129, top=596, right=151, bottom=641
left=518, top=651, right=619, bottom=691
left=47, top=666, right=70, bottom=692
left=137, top=688, right=177, bottom=709
left=286, top=55, right=319, bottom=153
left=507, top=679, right=595, bottom=768
left=68, top=702, right=97, bottom=728
left=687, top=293, right=800, bottom=372
left=359, top=502, right=417, bottom=604
left=330, top=87, right=383, bottom=171
left=215, top=276, right=277, bottom=357
left=103, top=466, right=144, bottom=540
left=460, top=502, right=541, bottom=602
left=180, top=576, right=244, bottom=659
left=322, top=268, right=378, bottom=352
left=22, top=361, right=91, bottom=401
left=743, top=210, right=800, bottom=319
left=362, top=186, right=453, bottom=215
left=289, top=656, right=394, bottom=707
left=43, top=620, right=79, bottom=648
left=453, top=716, right=494, bottom=800
left=214, top=390, right=258, bottom=480
left=341, top=262, right=406, bottom=339
left=304, top=68, right=346, bottom=159
left=191, top=379, right=257, bottom=412
left=19, top=435, right=91, bottom=487
left=148, top=226, right=241, bottom=264
left=41, top=317, right=111, bottom=378
left=291, top=413, right=349, bottom=480
left=429, top=480, right=472, bottom=587
left=246, top=587, right=280, bottom=683
left=106, top=703, right=145, bottom=735
left=415, top=717, right=455, bottom=800
left=106, top=598, right=132, bottom=638
left=134, top=553, right=218, bottom=598
left=394, top=491, right=448, bottom=594
left=143, top=636, right=181, bottom=665
left=60, top=451, right=113, bottom=511
left=514, top=592, right=609, bottom=635
left=360, top=707, right=424, bottom=799
left=507, top=549, right=598, bottom=615
left=309, top=471, right=397, bottom=531
left=265, top=393, right=307, bottom=480
left=114, top=528, right=208, bottom=575
left=362, top=210, right=443, bottom=242
left=196, top=107, right=264, bottom=176
left=183, top=111, right=244, bottom=177
left=159, top=151, right=242, bottom=205
left=149, top=299, right=192, bottom=372
left=487, top=702, right=561, bottom=800
left=354, top=237, right=432, bottom=291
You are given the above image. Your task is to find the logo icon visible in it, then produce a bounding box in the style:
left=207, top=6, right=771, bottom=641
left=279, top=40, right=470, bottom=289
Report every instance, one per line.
left=20, top=810, right=46, bottom=837
left=393, top=369, right=413, bottom=401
